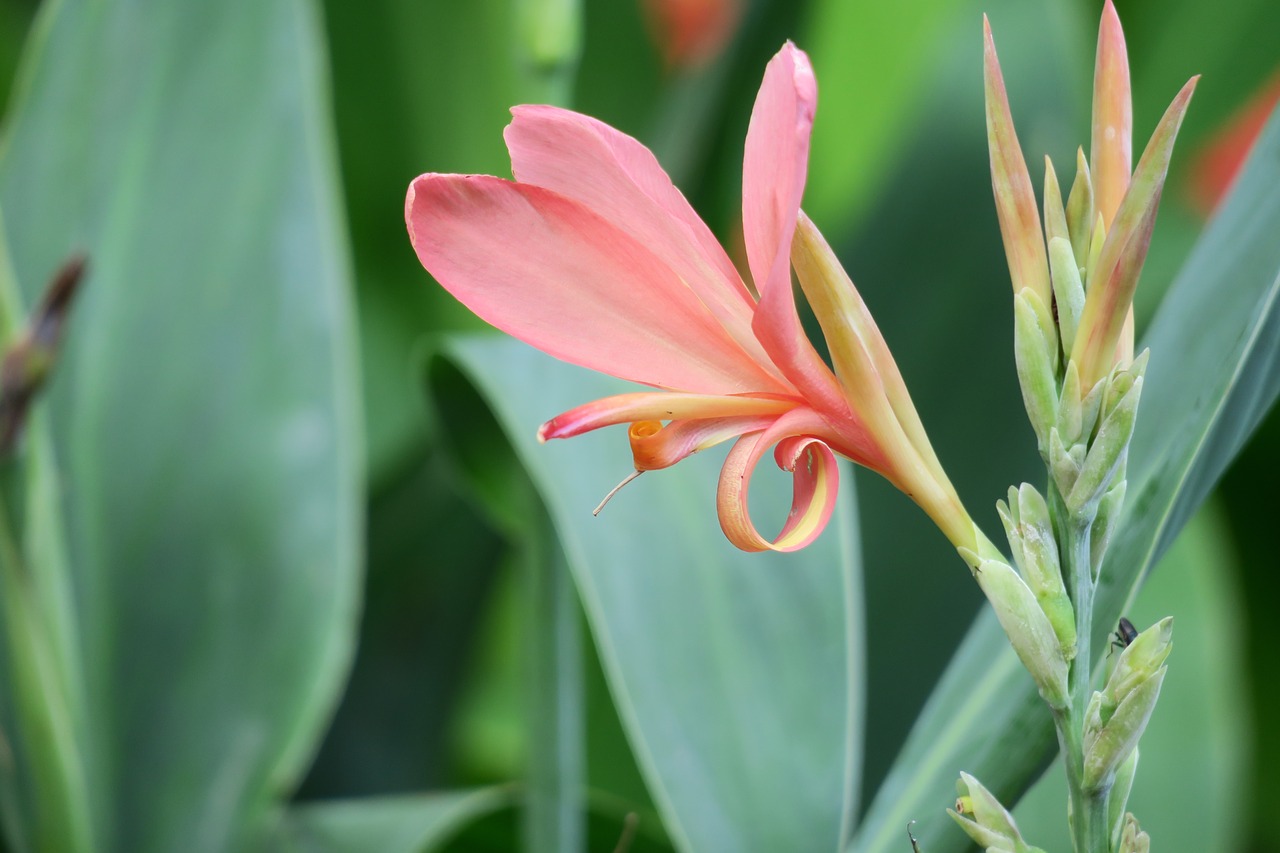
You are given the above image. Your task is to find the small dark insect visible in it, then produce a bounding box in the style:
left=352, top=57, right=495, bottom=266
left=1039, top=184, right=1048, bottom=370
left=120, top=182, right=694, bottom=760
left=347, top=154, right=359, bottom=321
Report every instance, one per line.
left=1109, top=616, right=1138, bottom=656
left=907, top=820, right=922, bottom=852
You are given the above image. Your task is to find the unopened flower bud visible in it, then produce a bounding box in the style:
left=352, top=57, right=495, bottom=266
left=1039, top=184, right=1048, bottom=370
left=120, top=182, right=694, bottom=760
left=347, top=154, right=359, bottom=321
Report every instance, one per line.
left=948, top=772, right=1047, bottom=853
left=1049, top=429, right=1085, bottom=498
left=1014, top=290, right=1059, bottom=452
left=998, top=484, right=1075, bottom=660
left=1067, top=373, right=1141, bottom=514
left=1065, top=148, right=1094, bottom=268
left=1109, top=747, right=1139, bottom=849
left=1118, top=813, right=1150, bottom=853
left=976, top=559, right=1069, bottom=708
left=1049, top=236, right=1085, bottom=354
left=1084, top=666, right=1166, bottom=790
left=1105, top=617, right=1173, bottom=711
left=1091, top=479, right=1127, bottom=577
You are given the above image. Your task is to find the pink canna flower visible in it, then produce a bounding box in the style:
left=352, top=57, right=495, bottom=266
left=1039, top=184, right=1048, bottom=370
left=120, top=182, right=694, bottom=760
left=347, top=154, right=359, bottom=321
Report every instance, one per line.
left=406, top=43, right=981, bottom=554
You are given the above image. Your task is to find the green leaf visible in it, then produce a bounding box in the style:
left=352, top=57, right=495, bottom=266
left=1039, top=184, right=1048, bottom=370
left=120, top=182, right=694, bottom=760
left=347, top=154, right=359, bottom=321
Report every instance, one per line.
left=436, top=339, right=865, bottom=853
left=277, top=788, right=514, bottom=853
left=852, top=103, right=1280, bottom=853
left=0, top=0, right=362, bottom=850
left=802, top=0, right=962, bottom=233
left=1013, top=502, right=1250, bottom=851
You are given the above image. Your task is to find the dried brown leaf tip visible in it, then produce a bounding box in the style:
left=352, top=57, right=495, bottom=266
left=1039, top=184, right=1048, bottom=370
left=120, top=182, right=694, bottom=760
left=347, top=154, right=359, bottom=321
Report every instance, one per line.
left=0, top=253, right=87, bottom=455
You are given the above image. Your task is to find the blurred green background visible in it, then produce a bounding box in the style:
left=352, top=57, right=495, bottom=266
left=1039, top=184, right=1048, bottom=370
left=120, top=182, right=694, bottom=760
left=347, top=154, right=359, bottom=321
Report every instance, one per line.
left=0, top=0, right=1275, bottom=850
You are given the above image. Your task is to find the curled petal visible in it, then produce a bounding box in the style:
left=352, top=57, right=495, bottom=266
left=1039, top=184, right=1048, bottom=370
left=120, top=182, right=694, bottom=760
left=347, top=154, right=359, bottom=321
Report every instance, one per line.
left=716, top=408, right=840, bottom=552
left=629, top=415, right=778, bottom=470
left=538, top=391, right=797, bottom=441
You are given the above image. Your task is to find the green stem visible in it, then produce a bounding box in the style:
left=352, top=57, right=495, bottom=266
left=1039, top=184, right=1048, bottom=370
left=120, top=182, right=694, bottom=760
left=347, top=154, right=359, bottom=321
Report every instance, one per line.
left=1050, top=481, right=1109, bottom=853
left=0, top=489, right=92, bottom=853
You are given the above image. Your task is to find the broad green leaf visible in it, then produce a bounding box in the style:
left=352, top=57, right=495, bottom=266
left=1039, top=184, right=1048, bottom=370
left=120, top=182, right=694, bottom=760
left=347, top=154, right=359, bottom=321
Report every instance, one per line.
left=277, top=788, right=514, bottom=853
left=853, top=104, right=1280, bottom=852
left=0, top=0, right=362, bottom=850
left=436, top=340, right=865, bottom=853
left=1014, top=502, right=1250, bottom=850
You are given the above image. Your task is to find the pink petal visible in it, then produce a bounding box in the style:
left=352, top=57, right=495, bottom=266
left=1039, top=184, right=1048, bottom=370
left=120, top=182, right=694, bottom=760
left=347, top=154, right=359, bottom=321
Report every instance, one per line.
left=741, top=43, right=849, bottom=417
left=505, top=106, right=782, bottom=377
left=716, top=407, right=840, bottom=552
left=538, top=391, right=798, bottom=441
left=407, top=174, right=791, bottom=396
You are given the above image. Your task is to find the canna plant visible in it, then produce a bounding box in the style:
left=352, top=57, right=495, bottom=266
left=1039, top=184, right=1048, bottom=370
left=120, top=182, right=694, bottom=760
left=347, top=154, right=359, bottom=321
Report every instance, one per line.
left=407, top=2, right=1202, bottom=849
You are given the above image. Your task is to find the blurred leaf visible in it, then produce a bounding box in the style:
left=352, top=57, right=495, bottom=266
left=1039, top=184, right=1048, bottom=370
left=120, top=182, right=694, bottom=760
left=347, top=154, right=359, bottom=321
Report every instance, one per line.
left=802, top=0, right=964, bottom=233
left=0, top=0, right=362, bottom=850
left=278, top=788, right=514, bottom=853
left=821, top=0, right=1086, bottom=805
left=299, top=448, right=506, bottom=797
left=853, top=102, right=1280, bottom=852
left=1014, top=501, right=1250, bottom=851
left=436, top=339, right=865, bottom=853
left=321, top=0, right=522, bottom=485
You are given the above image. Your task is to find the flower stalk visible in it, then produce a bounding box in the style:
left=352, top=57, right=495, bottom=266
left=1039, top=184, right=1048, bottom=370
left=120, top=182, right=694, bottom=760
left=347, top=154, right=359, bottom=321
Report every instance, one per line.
left=966, top=3, right=1195, bottom=850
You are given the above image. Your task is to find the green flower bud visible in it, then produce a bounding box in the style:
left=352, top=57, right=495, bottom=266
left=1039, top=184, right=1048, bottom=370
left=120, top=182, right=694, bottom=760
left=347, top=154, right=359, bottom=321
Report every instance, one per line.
left=1084, top=212, right=1106, bottom=288
left=997, top=485, right=1076, bottom=660
left=1049, top=429, right=1086, bottom=500
left=1105, top=617, right=1173, bottom=711
left=1109, top=747, right=1140, bottom=850
left=1118, top=813, right=1150, bottom=853
left=1067, top=375, right=1141, bottom=514
left=1014, top=290, right=1059, bottom=451
left=1084, top=667, right=1166, bottom=791
left=976, top=559, right=1069, bottom=709
left=1058, top=362, right=1083, bottom=445
left=1065, top=148, right=1095, bottom=269
left=1079, top=371, right=1106, bottom=444
left=1049, top=236, right=1085, bottom=355
left=1090, top=479, right=1127, bottom=579
left=948, top=773, right=1046, bottom=853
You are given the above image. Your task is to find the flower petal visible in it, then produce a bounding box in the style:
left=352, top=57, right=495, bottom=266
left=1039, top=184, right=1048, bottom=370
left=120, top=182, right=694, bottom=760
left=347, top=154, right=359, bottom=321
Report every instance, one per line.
left=742, top=42, right=849, bottom=417
left=716, top=407, right=840, bottom=552
left=505, top=106, right=782, bottom=377
left=538, top=391, right=797, bottom=441
left=407, top=173, right=791, bottom=395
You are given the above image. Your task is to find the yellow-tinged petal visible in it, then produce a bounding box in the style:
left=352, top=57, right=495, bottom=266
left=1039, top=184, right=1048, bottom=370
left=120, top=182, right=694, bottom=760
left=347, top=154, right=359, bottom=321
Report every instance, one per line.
left=790, top=213, right=978, bottom=553
left=716, top=408, right=840, bottom=552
